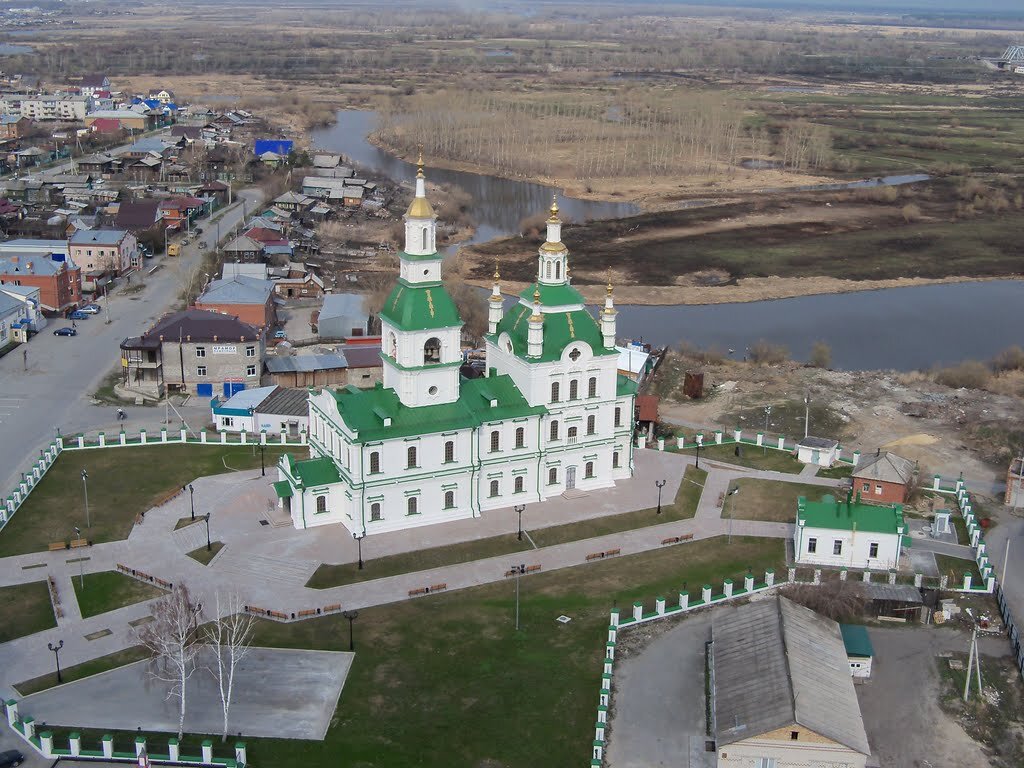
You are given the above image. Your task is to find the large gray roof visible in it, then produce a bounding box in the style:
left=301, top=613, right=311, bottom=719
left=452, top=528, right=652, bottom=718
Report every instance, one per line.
left=852, top=451, right=915, bottom=485
left=713, top=596, right=870, bottom=755
left=265, top=353, right=347, bottom=374
left=197, top=275, right=273, bottom=306
left=70, top=229, right=128, bottom=246
left=257, top=386, right=310, bottom=417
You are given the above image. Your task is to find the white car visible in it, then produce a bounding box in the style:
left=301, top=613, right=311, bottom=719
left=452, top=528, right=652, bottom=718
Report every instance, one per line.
left=78, top=304, right=102, bottom=314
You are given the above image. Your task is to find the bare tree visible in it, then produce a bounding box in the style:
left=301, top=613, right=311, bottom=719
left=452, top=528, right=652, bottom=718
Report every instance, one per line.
left=134, top=584, right=203, bottom=739
left=203, top=592, right=256, bottom=742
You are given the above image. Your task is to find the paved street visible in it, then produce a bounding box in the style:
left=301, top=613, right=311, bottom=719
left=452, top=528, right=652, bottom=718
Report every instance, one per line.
left=0, top=188, right=262, bottom=494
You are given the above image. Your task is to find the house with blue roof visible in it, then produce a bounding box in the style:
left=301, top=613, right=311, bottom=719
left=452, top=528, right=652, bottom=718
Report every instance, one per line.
left=254, top=139, right=293, bottom=157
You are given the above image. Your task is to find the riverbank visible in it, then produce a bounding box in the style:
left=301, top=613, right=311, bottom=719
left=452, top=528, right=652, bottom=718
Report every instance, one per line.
left=366, top=131, right=843, bottom=209
left=471, top=274, right=1020, bottom=307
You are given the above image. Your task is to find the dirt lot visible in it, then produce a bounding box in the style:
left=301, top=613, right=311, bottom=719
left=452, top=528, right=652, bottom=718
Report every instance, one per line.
left=858, top=625, right=1014, bottom=768
left=653, top=351, right=1024, bottom=493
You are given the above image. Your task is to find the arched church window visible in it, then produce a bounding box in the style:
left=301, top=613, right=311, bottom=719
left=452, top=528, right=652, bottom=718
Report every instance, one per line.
left=545, top=262, right=552, bottom=280
left=389, top=332, right=397, bottom=358
left=555, top=261, right=561, bottom=280
left=424, top=337, right=441, bottom=364
left=421, top=227, right=428, bottom=251
left=569, top=348, right=581, bottom=363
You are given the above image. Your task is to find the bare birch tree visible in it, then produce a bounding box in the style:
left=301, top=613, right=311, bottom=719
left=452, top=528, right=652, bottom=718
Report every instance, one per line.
left=134, top=584, right=203, bottom=740
left=203, top=592, right=256, bottom=742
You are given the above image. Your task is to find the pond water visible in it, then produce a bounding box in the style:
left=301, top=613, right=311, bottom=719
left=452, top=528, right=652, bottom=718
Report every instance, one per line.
left=0, top=43, right=32, bottom=54
left=311, top=110, right=1023, bottom=371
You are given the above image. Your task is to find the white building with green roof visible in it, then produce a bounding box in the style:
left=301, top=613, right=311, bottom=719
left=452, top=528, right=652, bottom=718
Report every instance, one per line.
left=794, top=492, right=909, bottom=570
left=274, top=160, right=636, bottom=533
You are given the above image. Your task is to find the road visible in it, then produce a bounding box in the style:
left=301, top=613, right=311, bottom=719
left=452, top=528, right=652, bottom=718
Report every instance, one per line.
left=0, top=188, right=262, bottom=493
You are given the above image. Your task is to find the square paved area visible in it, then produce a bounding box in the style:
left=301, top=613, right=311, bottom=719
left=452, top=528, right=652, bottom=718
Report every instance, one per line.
left=606, top=611, right=715, bottom=768
left=20, top=647, right=352, bottom=739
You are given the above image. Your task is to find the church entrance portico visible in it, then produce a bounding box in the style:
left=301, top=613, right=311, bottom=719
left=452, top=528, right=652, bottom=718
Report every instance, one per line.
left=566, top=465, right=577, bottom=490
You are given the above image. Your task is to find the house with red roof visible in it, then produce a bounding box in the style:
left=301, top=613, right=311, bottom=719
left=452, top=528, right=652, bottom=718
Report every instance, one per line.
left=159, top=196, right=207, bottom=231
left=89, top=117, right=123, bottom=135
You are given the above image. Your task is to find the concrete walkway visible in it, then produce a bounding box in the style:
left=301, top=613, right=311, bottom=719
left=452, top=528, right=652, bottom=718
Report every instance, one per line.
left=0, top=449, right=861, bottom=699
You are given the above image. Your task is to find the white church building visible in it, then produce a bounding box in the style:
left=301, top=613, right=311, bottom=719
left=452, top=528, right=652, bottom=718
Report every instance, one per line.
left=274, top=158, right=637, bottom=534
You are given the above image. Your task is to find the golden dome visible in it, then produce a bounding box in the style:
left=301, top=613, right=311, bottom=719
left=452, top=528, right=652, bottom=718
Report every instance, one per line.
left=493, top=262, right=501, bottom=282
left=406, top=195, right=435, bottom=218
left=540, top=240, right=567, bottom=253
left=547, top=194, right=559, bottom=222
left=416, top=145, right=424, bottom=179
left=606, top=268, right=614, bottom=294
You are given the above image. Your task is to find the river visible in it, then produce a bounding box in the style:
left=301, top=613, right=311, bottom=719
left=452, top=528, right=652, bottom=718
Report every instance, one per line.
left=311, top=110, right=1024, bottom=371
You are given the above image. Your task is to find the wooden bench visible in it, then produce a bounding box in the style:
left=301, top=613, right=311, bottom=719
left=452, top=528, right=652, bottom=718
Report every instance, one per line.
left=429, top=583, right=447, bottom=592
left=661, top=536, right=680, bottom=545
left=605, top=548, right=621, bottom=557
left=680, top=533, right=694, bottom=542
left=48, top=542, right=67, bottom=552
left=323, top=603, right=342, bottom=613
left=70, top=538, right=89, bottom=549
left=297, top=608, right=319, bottom=619
left=408, top=587, right=427, bottom=597
left=525, top=565, right=541, bottom=574
left=586, top=552, right=605, bottom=562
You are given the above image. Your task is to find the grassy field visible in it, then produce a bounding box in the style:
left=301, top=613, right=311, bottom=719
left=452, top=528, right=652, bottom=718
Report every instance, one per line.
left=722, top=478, right=838, bottom=522
left=0, top=445, right=293, bottom=557
left=187, top=541, right=225, bottom=565
left=72, top=571, right=166, bottom=619
left=935, top=554, right=983, bottom=586
left=679, top=442, right=804, bottom=474
left=46, top=536, right=783, bottom=768
left=14, top=646, right=150, bottom=696
left=308, top=466, right=708, bottom=588
left=0, top=581, right=56, bottom=643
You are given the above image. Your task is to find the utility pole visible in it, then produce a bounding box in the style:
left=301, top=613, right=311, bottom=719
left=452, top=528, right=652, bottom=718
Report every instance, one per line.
left=803, top=391, right=811, bottom=439
left=963, top=625, right=983, bottom=702
left=81, top=469, right=90, bottom=528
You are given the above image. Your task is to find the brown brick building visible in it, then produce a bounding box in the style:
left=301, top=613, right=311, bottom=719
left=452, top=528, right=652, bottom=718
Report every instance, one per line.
left=0, top=250, right=81, bottom=314
left=852, top=451, right=915, bottom=505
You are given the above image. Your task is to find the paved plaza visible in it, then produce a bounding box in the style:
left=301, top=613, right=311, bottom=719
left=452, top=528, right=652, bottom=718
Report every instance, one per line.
left=20, top=647, right=352, bottom=739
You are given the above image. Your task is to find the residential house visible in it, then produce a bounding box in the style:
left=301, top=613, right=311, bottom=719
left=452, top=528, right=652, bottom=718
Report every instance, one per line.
left=712, top=597, right=871, bottom=768
left=148, top=88, right=176, bottom=104
left=616, top=344, right=653, bottom=383
left=114, top=200, right=165, bottom=240
left=794, top=492, right=908, bottom=570
left=0, top=283, right=46, bottom=336
left=0, top=115, right=31, bottom=140
left=317, top=293, right=368, bottom=338
left=254, top=139, right=293, bottom=157
left=222, top=262, right=269, bottom=280
left=194, top=274, right=276, bottom=329
left=210, top=385, right=309, bottom=436
left=69, top=229, right=139, bottom=278
left=0, top=250, right=81, bottom=315
left=272, top=191, right=313, bottom=213
left=120, top=308, right=265, bottom=398
left=796, top=436, right=840, bottom=467
left=122, top=137, right=175, bottom=161
left=851, top=451, right=916, bottom=505
left=273, top=270, right=324, bottom=300
left=77, top=152, right=115, bottom=176
left=88, top=117, right=123, bottom=135
left=197, top=180, right=230, bottom=206
left=86, top=110, right=152, bottom=132
left=312, top=154, right=341, bottom=169
left=301, top=175, right=351, bottom=199
left=159, top=196, right=207, bottom=232
left=170, top=125, right=202, bottom=143
left=264, top=343, right=382, bottom=389
left=72, top=74, right=110, bottom=97
left=12, top=147, right=49, bottom=169
left=258, top=151, right=282, bottom=168
left=840, top=623, right=874, bottom=679
left=341, top=186, right=363, bottom=208
left=222, top=234, right=264, bottom=263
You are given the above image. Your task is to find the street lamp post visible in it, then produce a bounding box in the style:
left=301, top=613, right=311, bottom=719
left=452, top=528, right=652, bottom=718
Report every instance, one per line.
left=353, top=531, right=365, bottom=570
left=47, top=640, right=64, bottom=684
left=655, top=479, right=667, bottom=514
left=188, top=483, right=195, bottom=521
left=510, top=563, right=527, bottom=630
left=726, top=486, right=740, bottom=544
left=695, top=434, right=703, bottom=470
left=74, top=527, right=84, bottom=589
left=81, top=469, right=90, bottom=529
left=204, top=513, right=212, bottom=551
left=342, top=610, right=358, bottom=651
left=514, top=504, right=526, bottom=541
left=803, top=391, right=810, bottom=439
left=763, top=405, right=772, bottom=455
left=260, top=443, right=265, bottom=477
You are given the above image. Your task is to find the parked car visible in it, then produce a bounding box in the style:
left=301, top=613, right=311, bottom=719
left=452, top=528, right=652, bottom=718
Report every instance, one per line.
left=0, top=749, right=24, bottom=768
left=273, top=330, right=287, bottom=339
left=195, top=226, right=203, bottom=235
left=53, top=327, right=77, bottom=337
left=78, top=304, right=101, bottom=314
left=67, top=310, right=89, bottom=320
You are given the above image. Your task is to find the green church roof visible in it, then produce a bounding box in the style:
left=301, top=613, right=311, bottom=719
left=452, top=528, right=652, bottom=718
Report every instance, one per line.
left=518, top=282, right=586, bottom=308
left=291, top=456, right=342, bottom=487
left=491, top=302, right=617, bottom=363
left=379, top=279, right=462, bottom=331
left=797, top=494, right=904, bottom=536
left=329, top=374, right=546, bottom=443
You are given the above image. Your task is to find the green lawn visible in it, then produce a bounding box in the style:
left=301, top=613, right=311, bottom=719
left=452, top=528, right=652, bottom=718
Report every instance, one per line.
left=722, top=478, right=839, bottom=522
left=817, top=464, right=853, bottom=479
left=72, top=571, right=166, bottom=619
left=187, top=541, right=225, bottom=565
left=308, top=466, right=709, bottom=589
left=48, top=536, right=783, bottom=768
left=680, top=442, right=804, bottom=474
left=0, top=444, right=293, bottom=556
left=0, top=581, right=56, bottom=643
left=14, top=646, right=150, bottom=696
left=935, top=554, right=982, bottom=587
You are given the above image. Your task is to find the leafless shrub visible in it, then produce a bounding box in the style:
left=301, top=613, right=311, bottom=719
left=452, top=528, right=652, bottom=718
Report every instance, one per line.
left=749, top=340, right=789, bottom=365
left=900, top=203, right=921, bottom=223
left=935, top=361, right=990, bottom=390
left=780, top=581, right=867, bottom=622
left=809, top=341, right=831, bottom=369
